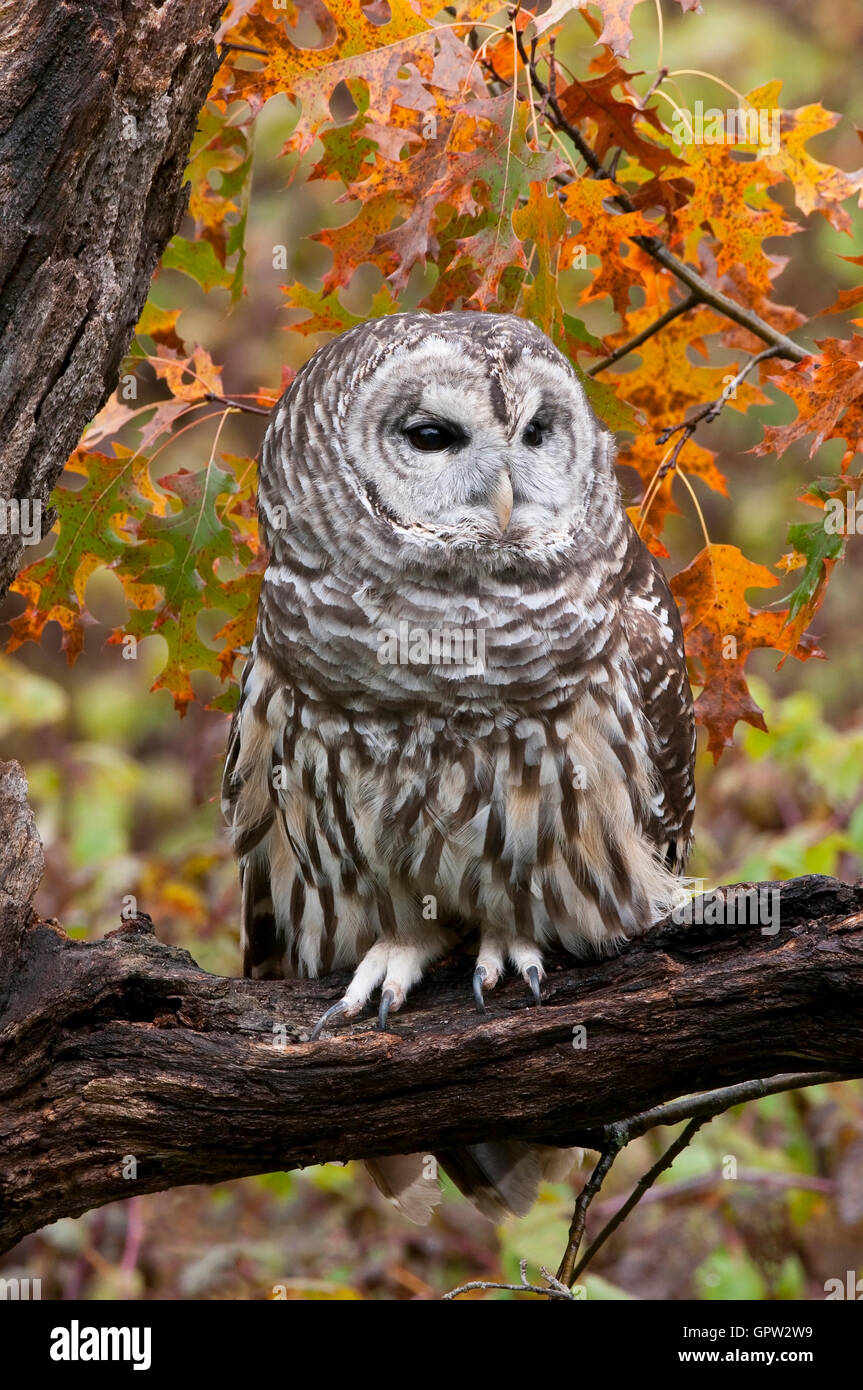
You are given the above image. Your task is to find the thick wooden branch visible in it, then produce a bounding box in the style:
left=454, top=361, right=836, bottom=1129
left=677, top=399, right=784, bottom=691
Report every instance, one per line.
left=1, top=761, right=862, bottom=1255
left=0, top=0, right=227, bottom=599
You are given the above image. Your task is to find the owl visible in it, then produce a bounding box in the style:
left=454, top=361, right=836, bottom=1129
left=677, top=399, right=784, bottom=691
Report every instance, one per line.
left=222, top=311, right=696, bottom=1222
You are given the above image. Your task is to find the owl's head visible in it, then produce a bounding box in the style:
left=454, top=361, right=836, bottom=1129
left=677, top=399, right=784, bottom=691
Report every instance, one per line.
left=260, top=311, right=622, bottom=579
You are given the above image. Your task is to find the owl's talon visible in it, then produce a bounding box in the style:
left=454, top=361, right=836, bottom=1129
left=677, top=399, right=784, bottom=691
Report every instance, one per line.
left=525, top=965, right=543, bottom=1006
left=473, top=966, right=487, bottom=1012
left=378, top=988, right=396, bottom=1031
left=310, top=1000, right=349, bottom=1041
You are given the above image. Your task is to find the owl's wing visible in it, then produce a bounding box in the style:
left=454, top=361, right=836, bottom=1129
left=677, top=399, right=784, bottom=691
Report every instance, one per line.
left=222, top=654, right=282, bottom=978
left=621, top=522, right=696, bottom=872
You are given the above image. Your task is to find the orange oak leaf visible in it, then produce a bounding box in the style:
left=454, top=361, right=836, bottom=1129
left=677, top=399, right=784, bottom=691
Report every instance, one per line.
left=556, top=57, right=679, bottom=176
left=316, top=192, right=400, bottom=292
left=666, top=143, right=795, bottom=299
left=216, top=0, right=499, bottom=147
left=749, top=82, right=863, bottom=234
left=671, top=544, right=823, bottom=759
left=559, top=177, right=656, bottom=315
left=151, top=346, right=224, bottom=403
left=753, top=336, right=863, bottom=469
left=603, top=297, right=763, bottom=433
left=625, top=432, right=727, bottom=535
left=366, top=98, right=563, bottom=300
left=603, top=294, right=763, bottom=535
left=134, top=302, right=185, bottom=353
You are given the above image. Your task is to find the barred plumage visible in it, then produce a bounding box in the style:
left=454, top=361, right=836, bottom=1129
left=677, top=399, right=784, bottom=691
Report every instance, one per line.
left=223, top=311, right=696, bottom=1222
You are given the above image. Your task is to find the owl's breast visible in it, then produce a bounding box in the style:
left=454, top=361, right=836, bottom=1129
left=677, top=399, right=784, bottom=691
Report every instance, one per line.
left=256, top=554, right=624, bottom=716
left=266, top=671, right=681, bottom=953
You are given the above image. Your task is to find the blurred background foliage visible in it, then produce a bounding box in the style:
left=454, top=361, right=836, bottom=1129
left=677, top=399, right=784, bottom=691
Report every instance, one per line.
left=1, top=0, right=862, bottom=1299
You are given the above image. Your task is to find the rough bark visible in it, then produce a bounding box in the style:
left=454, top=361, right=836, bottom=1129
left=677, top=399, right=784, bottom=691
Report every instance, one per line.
left=1, top=759, right=862, bottom=1255
left=0, top=0, right=227, bottom=599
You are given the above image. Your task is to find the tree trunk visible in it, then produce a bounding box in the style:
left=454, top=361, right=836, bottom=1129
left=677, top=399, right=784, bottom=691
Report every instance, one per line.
left=1, top=758, right=861, bottom=1256
left=0, top=0, right=226, bottom=599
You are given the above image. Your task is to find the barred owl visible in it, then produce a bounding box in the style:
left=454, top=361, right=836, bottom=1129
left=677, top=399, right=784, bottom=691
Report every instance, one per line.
left=223, top=311, right=695, bottom=1222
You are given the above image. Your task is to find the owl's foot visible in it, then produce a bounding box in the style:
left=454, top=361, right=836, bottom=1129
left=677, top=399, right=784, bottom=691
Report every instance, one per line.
left=309, top=1000, right=349, bottom=1038
left=309, top=936, right=446, bottom=1040
left=473, top=937, right=545, bottom=1012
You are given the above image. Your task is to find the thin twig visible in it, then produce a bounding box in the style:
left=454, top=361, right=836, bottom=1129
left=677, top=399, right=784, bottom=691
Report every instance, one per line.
left=479, top=55, right=508, bottom=90
left=553, top=1070, right=853, bottom=1291
left=571, top=1116, right=707, bottom=1281
left=540, top=34, right=557, bottom=126
left=640, top=65, right=669, bottom=109
left=204, top=391, right=272, bottom=417
left=606, top=146, right=623, bottom=180
left=652, top=344, right=784, bottom=477
left=556, top=1142, right=621, bottom=1287
left=443, top=1259, right=576, bottom=1301
left=580, top=1071, right=850, bottom=1151
left=587, top=292, right=698, bottom=375
left=219, top=41, right=269, bottom=58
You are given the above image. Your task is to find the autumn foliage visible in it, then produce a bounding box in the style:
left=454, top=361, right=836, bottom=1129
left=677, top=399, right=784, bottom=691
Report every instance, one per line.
left=10, top=0, right=863, bottom=756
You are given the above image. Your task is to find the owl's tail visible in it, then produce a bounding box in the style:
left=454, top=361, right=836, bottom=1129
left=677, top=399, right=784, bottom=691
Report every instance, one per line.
left=366, top=1142, right=579, bottom=1225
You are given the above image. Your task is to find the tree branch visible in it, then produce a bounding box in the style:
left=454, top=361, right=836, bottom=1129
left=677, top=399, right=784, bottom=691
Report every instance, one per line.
left=0, top=0, right=229, bottom=601
left=1, top=761, right=861, bottom=1256
left=444, top=1259, right=576, bottom=1300
left=587, top=293, right=699, bottom=376
left=565, top=1115, right=708, bottom=1284
left=557, top=1143, right=620, bottom=1286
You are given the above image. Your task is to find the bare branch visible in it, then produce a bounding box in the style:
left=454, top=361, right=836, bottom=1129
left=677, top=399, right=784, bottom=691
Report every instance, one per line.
left=553, top=1067, right=850, bottom=1289
left=653, top=345, right=785, bottom=478
left=443, top=1259, right=576, bottom=1300
left=204, top=392, right=273, bottom=417
left=587, top=293, right=699, bottom=376
left=556, top=1144, right=620, bottom=1287
left=568, top=1115, right=708, bottom=1283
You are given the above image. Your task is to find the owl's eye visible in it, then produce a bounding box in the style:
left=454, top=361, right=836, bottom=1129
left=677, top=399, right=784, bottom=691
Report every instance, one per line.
left=522, top=418, right=547, bottom=447
left=403, top=422, right=463, bottom=452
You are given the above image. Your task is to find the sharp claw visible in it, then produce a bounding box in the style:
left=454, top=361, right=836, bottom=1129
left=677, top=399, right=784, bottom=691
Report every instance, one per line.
left=473, top=965, right=487, bottom=1013
left=378, top=988, right=396, bottom=1031
left=310, top=1000, right=348, bottom=1041
left=526, top=965, right=543, bottom=1006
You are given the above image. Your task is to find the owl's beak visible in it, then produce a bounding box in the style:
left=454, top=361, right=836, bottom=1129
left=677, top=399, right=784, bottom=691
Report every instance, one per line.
left=491, top=469, right=514, bottom=533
